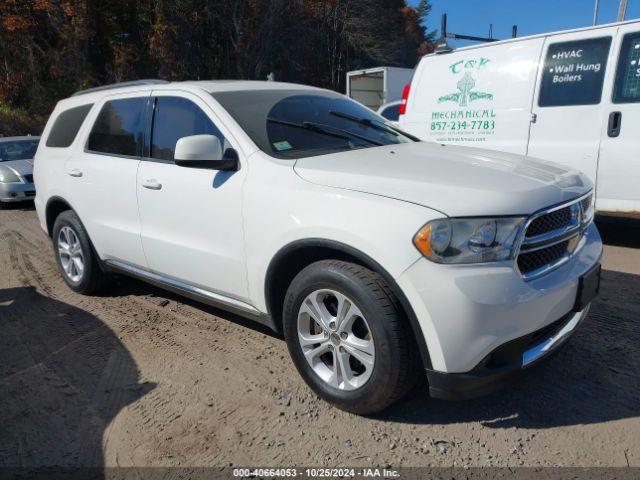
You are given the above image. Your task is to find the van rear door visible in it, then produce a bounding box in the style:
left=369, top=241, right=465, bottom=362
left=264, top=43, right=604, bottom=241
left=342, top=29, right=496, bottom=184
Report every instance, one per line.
left=527, top=27, right=617, bottom=183
left=595, top=23, right=640, bottom=214
left=403, top=39, right=543, bottom=155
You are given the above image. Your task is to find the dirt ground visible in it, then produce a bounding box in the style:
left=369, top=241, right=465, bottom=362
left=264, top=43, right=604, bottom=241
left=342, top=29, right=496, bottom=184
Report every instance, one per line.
left=0, top=205, right=638, bottom=469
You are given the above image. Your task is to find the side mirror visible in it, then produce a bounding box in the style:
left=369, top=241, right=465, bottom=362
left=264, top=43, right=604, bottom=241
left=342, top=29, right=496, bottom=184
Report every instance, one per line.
left=174, top=135, right=239, bottom=171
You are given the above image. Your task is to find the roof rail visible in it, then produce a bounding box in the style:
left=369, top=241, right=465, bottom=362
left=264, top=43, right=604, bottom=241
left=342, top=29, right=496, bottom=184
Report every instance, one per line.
left=72, top=79, right=169, bottom=97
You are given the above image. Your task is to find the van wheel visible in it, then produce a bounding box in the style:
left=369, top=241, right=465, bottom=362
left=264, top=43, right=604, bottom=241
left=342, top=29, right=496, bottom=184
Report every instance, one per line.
left=52, top=210, right=108, bottom=294
left=283, top=260, right=418, bottom=414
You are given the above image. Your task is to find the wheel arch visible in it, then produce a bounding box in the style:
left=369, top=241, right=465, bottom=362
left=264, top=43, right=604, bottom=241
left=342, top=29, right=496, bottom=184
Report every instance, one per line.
left=45, top=196, right=75, bottom=237
left=264, top=238, right=432, bottom=369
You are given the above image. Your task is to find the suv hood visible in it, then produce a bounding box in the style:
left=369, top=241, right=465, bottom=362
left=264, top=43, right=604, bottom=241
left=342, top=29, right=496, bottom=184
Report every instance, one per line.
left=293, top=142, right=591, bottom=217
left=0, top=159, right=33, bottom=178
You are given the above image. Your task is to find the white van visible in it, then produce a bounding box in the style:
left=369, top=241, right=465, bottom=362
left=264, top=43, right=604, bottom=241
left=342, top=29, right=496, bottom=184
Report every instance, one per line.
left=400, top=20, right=640, bottom=216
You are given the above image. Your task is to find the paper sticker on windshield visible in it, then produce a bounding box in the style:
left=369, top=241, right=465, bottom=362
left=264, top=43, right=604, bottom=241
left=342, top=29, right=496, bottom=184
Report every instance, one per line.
left=272, top=140, right=292, bottom=151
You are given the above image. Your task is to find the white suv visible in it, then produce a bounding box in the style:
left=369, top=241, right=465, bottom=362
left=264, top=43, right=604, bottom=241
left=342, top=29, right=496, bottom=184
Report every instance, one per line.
left=34, top=80, right=603, bottom=413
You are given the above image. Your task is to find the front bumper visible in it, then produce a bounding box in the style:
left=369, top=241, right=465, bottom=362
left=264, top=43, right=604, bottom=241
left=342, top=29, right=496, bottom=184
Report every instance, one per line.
left=426, top=305, right=589, bottom=400
left=398, top=222, right=603, bottom=375
left=0, top=182, right=36, bottom=202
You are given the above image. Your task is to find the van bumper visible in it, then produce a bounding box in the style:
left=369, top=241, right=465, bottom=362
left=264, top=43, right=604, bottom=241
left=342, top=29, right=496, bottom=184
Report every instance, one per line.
left=425, top=306, right=589, bottom=400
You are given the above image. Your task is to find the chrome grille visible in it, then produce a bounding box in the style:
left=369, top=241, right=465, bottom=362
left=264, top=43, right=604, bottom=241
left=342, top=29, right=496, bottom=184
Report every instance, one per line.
left=526, top=206, right=572, bottom=238
left=517, top=193, right=592, bottom=280
left=517, top=241, right=569, bottom=275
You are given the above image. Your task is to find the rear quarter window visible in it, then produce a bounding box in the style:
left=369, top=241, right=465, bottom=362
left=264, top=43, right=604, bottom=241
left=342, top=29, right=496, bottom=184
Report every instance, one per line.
left=45, top=104, right=93, bottom=148
left=538, top=37, right=611, bottom=107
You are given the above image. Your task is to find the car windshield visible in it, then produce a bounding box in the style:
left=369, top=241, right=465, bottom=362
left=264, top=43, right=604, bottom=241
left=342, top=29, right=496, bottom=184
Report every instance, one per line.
left=0, top=140, right=39, bottom=161
left=211, top=89, right=417, bottom=158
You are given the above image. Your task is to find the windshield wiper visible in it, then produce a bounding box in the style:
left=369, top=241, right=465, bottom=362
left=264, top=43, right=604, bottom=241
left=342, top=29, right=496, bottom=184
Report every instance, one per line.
left=267, top=117, right=384, bottom=146
left=329, top=110, right=399, bottom=137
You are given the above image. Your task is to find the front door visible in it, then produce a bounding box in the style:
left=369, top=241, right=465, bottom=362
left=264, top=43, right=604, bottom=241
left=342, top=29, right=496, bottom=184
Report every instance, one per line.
left=136, top=91, right=250, bottom=301
left=595, top=24, right=640, bottom=214
left=527, top=27, right=617, bottom=183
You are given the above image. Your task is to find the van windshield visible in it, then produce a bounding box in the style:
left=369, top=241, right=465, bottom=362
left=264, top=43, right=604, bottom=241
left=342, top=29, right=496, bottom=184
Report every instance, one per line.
left=211, top=89, right=417, bottom=158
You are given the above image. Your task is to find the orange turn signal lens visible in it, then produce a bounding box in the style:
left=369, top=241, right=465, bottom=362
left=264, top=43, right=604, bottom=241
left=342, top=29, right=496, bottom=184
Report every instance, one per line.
left=413, top=224, right=432, bottom=256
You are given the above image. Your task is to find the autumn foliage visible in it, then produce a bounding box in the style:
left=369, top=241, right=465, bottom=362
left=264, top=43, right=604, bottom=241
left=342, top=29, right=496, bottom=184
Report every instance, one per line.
left=0, top=0, right=435, bottom=135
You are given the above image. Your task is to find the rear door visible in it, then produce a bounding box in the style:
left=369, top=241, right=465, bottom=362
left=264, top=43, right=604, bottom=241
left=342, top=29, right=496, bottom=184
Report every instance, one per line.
left=527, top=28, right=617, bottom=182
left=403, top=39, right=543, bottom=155
left=65, top=92, right=149, bottom=267
left=595, top=24, right=640, bottom=214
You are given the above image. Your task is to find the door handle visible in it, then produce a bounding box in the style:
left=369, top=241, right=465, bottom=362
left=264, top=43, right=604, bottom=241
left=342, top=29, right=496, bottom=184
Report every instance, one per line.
left=142, top=179, right=162, bottom=190
left=67, top=168, right=83, bottom=178
left=608, top=111, right=622, bottom=138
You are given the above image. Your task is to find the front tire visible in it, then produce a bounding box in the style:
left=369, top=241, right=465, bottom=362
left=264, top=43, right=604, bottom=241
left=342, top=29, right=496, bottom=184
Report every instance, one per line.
left=283, top=260, right=418, bottom=414
left=52, top=210, right=108, bottom=294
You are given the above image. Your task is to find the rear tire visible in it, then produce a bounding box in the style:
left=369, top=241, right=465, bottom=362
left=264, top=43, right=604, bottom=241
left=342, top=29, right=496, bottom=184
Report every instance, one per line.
left=283, top=260, right=419, bottom=414
left=52, top=210, right=109, bottom=294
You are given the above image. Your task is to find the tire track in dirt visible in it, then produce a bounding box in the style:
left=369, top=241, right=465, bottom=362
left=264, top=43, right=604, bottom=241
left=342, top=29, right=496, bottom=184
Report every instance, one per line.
left=1, top=207, right=639, bottom=468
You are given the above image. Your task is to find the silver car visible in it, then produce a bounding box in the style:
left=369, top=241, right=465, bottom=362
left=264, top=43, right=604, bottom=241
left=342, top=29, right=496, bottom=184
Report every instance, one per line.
left=0, top=136, right=39, bottom=205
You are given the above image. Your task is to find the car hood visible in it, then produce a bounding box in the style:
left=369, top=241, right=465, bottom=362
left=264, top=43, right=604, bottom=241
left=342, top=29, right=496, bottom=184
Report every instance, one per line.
left=0, top=159, right=33, bottom=177
left=293, top=142, right=592, bottom=217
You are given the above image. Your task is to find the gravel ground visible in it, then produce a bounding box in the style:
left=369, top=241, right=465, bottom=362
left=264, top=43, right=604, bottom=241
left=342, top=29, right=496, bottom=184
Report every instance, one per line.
left=0, top=205, right=638, bottom=468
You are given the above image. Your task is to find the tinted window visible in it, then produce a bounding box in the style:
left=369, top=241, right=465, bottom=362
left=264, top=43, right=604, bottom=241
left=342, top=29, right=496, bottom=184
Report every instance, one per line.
left=211, top=89, right=415, bottom=159
left=613, top=32, right=640, bottom=104
left=0, top=140, right=39, bottom=161
left=87, top=98, right=147, bottom=156
left=539, top=37, right=611, bottom=107
left=46, top=104, right=93, bottom=148
left=151, top=97, right=225, bottom=161
left=380, top=104, right=400, bottom=121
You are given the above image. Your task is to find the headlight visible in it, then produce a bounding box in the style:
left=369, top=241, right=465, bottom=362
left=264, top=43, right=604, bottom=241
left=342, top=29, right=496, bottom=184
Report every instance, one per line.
left=414, top=217, right=526, bottom=264
left=581, top=193, right=595, bottom=226
left=0, top=168, right=20, bottom=183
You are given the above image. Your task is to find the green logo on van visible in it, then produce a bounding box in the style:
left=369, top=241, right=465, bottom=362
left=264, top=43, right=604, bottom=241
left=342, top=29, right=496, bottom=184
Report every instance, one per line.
left=438, top=58, right=493, bottom=107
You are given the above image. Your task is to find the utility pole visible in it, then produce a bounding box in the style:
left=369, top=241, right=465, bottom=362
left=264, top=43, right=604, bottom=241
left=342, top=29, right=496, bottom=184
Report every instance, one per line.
left=617, top=0, right=628, bottom=21
left=593, top=0, right=600, bottom=25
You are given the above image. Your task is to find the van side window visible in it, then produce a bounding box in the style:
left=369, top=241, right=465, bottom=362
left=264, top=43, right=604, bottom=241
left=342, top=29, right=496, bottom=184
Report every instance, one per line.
left=87, top=97, right=147, bottom=157
left=151, top=97, right=225, bottom=161
left=539, top=37, right=611, bottom=107
left=46, top=104, right=93, bottom=148
left=613, top=32, right=640, bottom=104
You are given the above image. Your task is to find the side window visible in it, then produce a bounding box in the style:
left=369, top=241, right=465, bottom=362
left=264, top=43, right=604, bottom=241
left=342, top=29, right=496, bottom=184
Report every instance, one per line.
left=539, top=37, right=611, bottom=107
left=87, top=97, right=147, bottom=156
left=46, top=104, right=93, bottom=148
left=613, top=32, right=640, bottom=104
left=151, top=97, right=225, bottom=161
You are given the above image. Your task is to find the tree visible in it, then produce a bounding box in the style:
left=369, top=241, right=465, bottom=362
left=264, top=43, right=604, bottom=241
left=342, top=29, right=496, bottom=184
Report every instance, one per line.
left=0, top=0, right=433, bottom=133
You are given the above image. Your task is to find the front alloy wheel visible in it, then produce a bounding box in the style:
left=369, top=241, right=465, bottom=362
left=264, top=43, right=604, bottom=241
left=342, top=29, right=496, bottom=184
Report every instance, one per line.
left=283, top=260, right=419, bottom=414
left=297, top=289, right=375, bottom=391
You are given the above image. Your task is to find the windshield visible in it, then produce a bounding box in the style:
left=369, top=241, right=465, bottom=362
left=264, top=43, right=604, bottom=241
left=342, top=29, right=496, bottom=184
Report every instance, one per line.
left=211, top=89, right=417, bottom=158
left=0, top=140, right=39, bottom=161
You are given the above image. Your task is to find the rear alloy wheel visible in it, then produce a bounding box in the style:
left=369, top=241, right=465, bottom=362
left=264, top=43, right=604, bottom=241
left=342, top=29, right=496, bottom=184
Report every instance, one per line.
left=57, top=225, right=85, bottom=283
left=52, top=210, right=109, bottom=294
left=283, top=260, right=418, bottom=414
